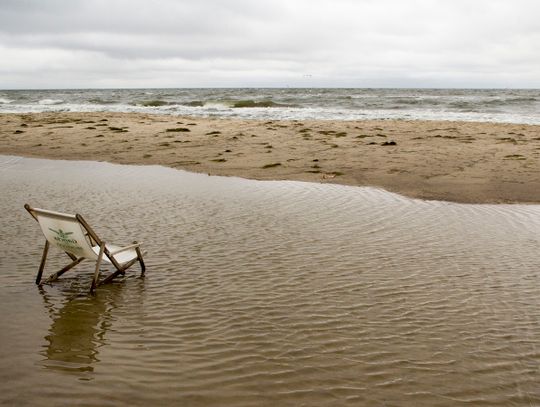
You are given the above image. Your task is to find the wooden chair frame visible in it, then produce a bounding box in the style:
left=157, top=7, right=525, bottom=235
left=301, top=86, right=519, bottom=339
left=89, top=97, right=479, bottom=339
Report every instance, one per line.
left=25, top=204, right=146, bottom=292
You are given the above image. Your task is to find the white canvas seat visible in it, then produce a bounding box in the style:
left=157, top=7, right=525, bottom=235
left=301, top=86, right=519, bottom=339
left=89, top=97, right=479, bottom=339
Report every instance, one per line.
left=91, top=244, right=138, bottom=265
left=25, top=204, right=146, bottom=292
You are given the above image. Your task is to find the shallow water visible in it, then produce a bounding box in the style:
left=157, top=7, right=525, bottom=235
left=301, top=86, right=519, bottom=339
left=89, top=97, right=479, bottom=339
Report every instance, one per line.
left=0, top=155, right=539, bottom=406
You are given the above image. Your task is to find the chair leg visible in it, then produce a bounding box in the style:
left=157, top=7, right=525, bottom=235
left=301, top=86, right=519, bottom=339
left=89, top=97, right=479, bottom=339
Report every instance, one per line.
left=99, top=256, right=136, bottom=286
left=99, top=269, right=124, bottom=286
left=36, top=241, right=50, bottom=285
left=42, top=257, right=85, bottom=285
left=91, top=243, right=105, bottom=292
left=135, top=245, right=146, bottom=276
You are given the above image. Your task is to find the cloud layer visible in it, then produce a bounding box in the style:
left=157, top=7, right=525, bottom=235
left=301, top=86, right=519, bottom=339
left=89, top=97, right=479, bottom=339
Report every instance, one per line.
left=1, top=0, right=539, bottom=88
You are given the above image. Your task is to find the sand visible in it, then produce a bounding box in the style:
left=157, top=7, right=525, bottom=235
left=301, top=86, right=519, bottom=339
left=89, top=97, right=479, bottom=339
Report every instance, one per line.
left=1, top=111, right=539, bottom=203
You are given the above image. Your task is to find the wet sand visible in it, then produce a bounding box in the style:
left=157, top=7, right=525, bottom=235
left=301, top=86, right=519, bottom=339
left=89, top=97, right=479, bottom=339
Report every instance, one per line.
left=1, top=112, right=540, bottom=203
left=1, top=155, right=540, bottom=406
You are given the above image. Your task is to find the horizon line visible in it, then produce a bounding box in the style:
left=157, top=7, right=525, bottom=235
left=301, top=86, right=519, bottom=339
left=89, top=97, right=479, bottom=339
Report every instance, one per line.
left=2, top=86, right=540, bottom=91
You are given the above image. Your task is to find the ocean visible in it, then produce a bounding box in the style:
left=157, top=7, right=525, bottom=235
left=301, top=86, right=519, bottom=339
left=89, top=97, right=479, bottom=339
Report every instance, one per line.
left=1, top=88, right=539, bottom=124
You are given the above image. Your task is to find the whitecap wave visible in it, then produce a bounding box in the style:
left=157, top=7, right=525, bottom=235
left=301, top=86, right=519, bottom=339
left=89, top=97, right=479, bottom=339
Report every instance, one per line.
left=38, top=99, right=64, bottom=105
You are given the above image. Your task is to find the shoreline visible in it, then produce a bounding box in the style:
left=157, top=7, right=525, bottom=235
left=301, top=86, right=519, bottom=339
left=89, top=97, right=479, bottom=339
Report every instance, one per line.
left=1, top=112, right=540, bottom=204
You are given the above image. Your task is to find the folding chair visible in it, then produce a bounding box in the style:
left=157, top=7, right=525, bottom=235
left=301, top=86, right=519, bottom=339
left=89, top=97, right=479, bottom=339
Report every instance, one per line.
left=25, top=204, right=146, bottom=292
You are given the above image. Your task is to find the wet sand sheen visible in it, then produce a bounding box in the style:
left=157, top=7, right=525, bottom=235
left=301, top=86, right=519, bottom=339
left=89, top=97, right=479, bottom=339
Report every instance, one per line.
left=0, top=155, right=539, bottom=406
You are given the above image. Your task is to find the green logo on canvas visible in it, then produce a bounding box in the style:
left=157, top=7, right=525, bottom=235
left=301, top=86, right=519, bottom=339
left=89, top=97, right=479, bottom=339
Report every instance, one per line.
left=49, top=228, right=78, bottom=244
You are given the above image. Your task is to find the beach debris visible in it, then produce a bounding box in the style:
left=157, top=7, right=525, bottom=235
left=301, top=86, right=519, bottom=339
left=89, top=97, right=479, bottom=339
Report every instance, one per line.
left=504, top=154, right=526, bottom=160
left=174, top=160, right=200, bottom=165
left=322, top=171, right=343, bottom=179
left=109, top=126, right=128, bottom=132
left=262, top=163, right=281, bottom=169
left=166, top=127, right=190, bottom=132
left=497, top=137, right=517, bottom=144
left=381, top=141, right=397, bottom=146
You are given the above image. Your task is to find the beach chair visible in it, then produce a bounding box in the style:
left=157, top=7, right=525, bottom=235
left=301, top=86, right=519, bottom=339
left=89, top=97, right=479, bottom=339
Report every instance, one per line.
left=25, top=204, right=145, bottom=292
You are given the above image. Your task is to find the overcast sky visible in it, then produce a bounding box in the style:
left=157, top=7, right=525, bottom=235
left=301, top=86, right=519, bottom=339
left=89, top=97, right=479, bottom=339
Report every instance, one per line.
left=0, top=0, right=539, bottom=89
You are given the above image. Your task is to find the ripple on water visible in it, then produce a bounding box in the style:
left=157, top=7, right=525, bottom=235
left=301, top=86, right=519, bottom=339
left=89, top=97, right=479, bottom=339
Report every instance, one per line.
left=0, top=155, right=539, bottom=406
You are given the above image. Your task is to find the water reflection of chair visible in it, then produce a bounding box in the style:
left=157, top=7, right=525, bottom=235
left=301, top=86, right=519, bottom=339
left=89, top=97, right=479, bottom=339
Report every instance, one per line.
left=39, top=279, right=144, bottom=374
left=42, top=291, right=107, bottom=373
left=25, top=204, right=146, bottom=292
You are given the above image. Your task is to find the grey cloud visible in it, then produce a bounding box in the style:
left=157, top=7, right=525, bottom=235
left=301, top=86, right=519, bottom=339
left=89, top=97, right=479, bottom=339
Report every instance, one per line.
left=0, top=0, right=539, bottom=88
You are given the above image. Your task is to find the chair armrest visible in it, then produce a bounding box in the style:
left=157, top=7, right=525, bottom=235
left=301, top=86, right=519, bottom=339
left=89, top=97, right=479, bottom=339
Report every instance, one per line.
left=110, top=243, right=142, bottom=256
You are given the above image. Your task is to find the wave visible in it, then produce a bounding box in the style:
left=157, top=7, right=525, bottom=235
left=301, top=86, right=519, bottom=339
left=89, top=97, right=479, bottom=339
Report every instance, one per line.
left=133, top=100, right=205, bottom=107
left=389, top=97, right=425, bottom=106
left=131, top=99, right=291, bottom=109
left=448, top=101, right=476, bottom=110
left=134, top=100, right=171, bottom=107
left=1, top=89, right=539, bottom=124
left=231, top=99, right=290, bottom=108
left=87, top=98, right=118, bottom=105
left=182, top=100, right=204, bottom=107
left=38, top=99, right=64, bottom=105
left=483, top=97, right=539, bottom=106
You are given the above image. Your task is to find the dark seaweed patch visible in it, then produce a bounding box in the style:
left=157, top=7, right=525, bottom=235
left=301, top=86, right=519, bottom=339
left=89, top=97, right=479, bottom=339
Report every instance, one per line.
left=262, top=163, right=281, bottom=169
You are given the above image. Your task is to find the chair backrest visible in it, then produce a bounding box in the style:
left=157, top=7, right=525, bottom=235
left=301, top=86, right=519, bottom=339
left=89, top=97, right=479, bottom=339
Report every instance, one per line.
left=31, top=208, right=98, bottom=259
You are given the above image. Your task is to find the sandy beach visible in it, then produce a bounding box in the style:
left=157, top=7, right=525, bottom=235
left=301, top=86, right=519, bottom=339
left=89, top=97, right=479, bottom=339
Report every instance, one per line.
left=1, top=112, right=539, bottom=203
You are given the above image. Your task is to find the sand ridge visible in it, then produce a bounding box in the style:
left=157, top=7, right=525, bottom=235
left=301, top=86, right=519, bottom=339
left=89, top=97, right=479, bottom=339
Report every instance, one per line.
left=1, top=112, right=540, bottom=203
